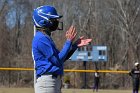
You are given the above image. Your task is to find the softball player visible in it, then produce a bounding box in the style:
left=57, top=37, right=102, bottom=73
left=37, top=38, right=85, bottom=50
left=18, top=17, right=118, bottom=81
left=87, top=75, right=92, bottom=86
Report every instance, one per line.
left=129, top=62, right=140, bottom=93
left=32, top=5, right=92, bottom=93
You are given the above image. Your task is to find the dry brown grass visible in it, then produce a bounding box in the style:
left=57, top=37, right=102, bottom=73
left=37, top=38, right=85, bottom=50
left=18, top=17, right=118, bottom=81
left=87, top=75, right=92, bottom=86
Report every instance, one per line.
left=0, top=88, right=132, bottom=93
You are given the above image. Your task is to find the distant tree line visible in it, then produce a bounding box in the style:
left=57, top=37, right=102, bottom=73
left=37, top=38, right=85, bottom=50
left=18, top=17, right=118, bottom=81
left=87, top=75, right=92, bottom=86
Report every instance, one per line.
left=0, top=0, right=139, bottom=89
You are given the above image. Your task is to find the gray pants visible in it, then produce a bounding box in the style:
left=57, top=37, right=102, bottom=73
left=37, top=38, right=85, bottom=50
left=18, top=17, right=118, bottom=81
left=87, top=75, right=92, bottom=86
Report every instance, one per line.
left=35, top=75, right=62, bottom=93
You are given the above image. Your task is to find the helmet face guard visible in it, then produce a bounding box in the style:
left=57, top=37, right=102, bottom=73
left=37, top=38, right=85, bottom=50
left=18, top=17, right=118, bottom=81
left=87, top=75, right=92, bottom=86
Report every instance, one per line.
left=48, top=18, right=59, bottom=31
left=33, top=5, right=62, bottom=31
left=57, top=22, right=63, bottom=30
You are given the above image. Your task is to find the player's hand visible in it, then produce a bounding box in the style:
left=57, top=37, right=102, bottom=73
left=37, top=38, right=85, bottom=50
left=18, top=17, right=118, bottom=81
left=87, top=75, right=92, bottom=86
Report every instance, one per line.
left=66, top=26, right=77, bottom=42
left=74, top=36, right=92, bottom=47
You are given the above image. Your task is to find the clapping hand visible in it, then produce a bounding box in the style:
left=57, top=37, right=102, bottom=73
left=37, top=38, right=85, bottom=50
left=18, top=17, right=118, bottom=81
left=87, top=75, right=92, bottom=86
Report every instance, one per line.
left=65, top=26, right=77, bottom=42
left=74, top=36, right=92, bottom=47
left=65, top=26, right=92, bottom=47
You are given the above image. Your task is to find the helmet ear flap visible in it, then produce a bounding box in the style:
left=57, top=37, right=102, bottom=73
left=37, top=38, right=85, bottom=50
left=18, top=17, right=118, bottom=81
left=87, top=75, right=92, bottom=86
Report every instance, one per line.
left=38, top=20, right=53, bottom=27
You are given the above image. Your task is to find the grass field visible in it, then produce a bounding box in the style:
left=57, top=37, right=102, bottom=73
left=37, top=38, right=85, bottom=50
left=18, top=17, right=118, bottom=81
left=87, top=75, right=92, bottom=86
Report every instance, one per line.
left=0, top=88, right=133, bottom=93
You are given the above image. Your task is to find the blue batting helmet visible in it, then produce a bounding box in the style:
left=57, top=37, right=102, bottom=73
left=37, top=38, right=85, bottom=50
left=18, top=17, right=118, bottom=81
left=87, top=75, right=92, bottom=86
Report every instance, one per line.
left=33, top=5, right=62, bottom=28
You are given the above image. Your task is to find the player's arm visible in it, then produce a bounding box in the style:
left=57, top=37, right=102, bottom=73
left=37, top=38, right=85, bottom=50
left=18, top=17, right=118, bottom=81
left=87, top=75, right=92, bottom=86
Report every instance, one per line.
left=64, top=44, right=78, bottom=61
left=58, top=40, right=72, bottom=62
left=59, top=26, right=92, bottom=62
left=64, top=36, right=92, bottom=61
left=58, top=26, right=77, bottom=62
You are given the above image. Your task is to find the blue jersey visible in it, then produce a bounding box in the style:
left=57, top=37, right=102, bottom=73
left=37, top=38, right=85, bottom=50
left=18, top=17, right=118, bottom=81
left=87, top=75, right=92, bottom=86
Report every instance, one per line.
left=32, top=31, right=77, bottom=78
